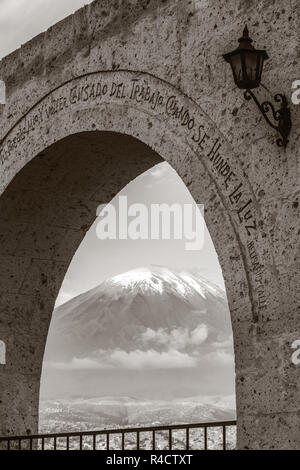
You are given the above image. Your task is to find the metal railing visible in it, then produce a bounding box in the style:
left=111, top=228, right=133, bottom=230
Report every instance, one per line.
left=0, top=420, right=236, bottom=450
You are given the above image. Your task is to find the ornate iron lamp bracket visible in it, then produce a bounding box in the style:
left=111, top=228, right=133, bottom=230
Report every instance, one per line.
left=244, top=89, right=292, bottom=147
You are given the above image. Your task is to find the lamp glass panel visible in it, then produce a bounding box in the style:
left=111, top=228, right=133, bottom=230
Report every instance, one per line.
left=244, top=51, right=258, bottom=83
left=256, top=55, right=264, bottom=82
left=230, top=52, right=243, bottom=86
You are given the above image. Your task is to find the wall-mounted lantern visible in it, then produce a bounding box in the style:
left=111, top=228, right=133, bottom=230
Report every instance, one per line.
left=223, top=26, right=291, bottom=148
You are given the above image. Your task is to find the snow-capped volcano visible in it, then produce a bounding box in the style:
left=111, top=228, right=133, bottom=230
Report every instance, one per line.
left=41, top=266, right=234, bottom=403
left=104, top=266, right=221, bottom=298
left=44, top=266, right=231, bottom=359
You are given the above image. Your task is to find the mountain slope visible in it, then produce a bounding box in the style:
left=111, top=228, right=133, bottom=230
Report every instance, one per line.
left=45, top=266, right=231, bottom=359
left=41, top=266, right=235, bottom=407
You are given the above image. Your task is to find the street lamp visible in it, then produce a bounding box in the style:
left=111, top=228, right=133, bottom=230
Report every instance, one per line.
left=223, top=26, right=291, bottom=148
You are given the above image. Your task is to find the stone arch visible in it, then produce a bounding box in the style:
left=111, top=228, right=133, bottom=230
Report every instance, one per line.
left=0, top=71, right=279, bottom=447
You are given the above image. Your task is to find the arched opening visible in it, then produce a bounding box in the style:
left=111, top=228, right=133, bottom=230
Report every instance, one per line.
left=39, top=158, right=236, bottom=446
left=0, top=130, right=238, bottom=440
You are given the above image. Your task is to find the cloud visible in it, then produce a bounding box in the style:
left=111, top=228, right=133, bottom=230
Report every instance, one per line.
left=109, top=348, right=197, bottom=369
left=45, top=323, right=234, bottom=372
left=45, top=348, right=198, bottom=370
left=147, top=163, right=170, bottom=179
left=142, top=163, right=178, bottom=190
left=45, top=338, right=234, bottom=371
left=202, top=350, right=234, bottom=365
left=211, top=337, right=234, bottom=349
left=141, top=325, right=208, bottom=350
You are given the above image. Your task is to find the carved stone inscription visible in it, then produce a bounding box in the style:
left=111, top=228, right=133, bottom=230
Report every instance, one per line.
left=0, top=72, right=266, bottom=317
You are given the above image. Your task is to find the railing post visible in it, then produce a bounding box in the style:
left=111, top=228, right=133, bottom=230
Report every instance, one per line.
left=152, top=430, right=155, bottom=450
left=169, top=429, right=172, bottom=450
left=223, top=425, right=226, bottom=450
left=204, top=426, right=207, bottom=450
left=186, top=428, right=189, bottom=450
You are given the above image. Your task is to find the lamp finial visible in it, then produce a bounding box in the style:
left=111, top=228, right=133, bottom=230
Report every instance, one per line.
left=238, top=25, right=253, bottom=49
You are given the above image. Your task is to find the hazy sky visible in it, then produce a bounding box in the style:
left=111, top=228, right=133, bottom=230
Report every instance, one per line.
left=0, top=0, right=94, bottom=59
left=57, top=162, right=225, bottom=306
left=0, top=0, right=225, bottom=305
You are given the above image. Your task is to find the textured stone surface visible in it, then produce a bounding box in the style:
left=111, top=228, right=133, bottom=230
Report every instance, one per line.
left=0, top=0, right=298, bottom=449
